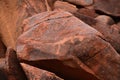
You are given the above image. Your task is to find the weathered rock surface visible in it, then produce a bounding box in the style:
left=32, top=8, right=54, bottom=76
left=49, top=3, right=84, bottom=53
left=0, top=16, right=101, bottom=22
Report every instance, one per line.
left=17, top=10, right=120, bottom=80
left=21, top=63, right=63, bottom=80
left=17, top=10, right=101, bottom=60
left=94, top=0, right=120, bottom=16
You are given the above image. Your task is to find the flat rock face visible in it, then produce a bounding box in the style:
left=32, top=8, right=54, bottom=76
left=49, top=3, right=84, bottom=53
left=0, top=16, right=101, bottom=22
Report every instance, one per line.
left=17, top=10, right=120, bottom=80
left=21, top=63, right=63, bottom=80
left=17, top=10, right=101, bottom=60
left=0, top=0, right=120, bottom=80
left=94, top=0, right=120, bottom=16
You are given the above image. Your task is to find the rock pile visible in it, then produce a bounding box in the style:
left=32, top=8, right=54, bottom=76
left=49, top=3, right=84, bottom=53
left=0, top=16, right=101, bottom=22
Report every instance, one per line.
left=0, top=0, right=120, bottom=80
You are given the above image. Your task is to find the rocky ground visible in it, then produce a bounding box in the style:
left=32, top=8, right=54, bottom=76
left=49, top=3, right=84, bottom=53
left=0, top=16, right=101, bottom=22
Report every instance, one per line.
left=0, top=0, right=120, bottom=80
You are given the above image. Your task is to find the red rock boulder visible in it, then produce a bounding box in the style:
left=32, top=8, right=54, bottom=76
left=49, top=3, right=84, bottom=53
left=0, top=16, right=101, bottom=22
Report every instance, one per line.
left=17, top=10, right=120, bottom=80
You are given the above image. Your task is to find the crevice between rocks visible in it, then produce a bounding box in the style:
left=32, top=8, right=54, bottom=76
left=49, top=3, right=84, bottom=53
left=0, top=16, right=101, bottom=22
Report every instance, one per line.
left=20, top=59, right=99, bottom=80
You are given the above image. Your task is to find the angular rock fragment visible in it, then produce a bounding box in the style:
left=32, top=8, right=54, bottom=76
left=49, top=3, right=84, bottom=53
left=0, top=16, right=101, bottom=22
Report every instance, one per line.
left=0, top=48, right=27, bottom=80
left=17, top=10, right=120, bottom=80
left=65, top=0, right=93, bottom=6
left=21, top=63, right=63, bottom=80
left=94, top=0, right=120, bottom=16
left=54, top=1, right=78, bottom=13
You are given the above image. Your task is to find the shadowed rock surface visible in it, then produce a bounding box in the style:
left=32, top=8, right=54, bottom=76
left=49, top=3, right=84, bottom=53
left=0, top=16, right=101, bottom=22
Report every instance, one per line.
left=21, top=63, right=63, bottom=80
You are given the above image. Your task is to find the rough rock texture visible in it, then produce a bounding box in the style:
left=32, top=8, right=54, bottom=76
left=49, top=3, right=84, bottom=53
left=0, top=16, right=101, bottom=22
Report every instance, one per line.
left=17, top=10, right=120, bottom=80
left=94, top=0, right=120, bottom=16
left=21, top=63, right=63, bottom=80
left=22, top=0, right=52, bottom=16
left=95, top=15, right=115, bottom=25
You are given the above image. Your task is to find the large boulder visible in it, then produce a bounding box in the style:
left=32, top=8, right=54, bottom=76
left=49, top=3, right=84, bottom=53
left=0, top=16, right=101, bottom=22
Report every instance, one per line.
left=17, top=10, right=120, bottom=80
